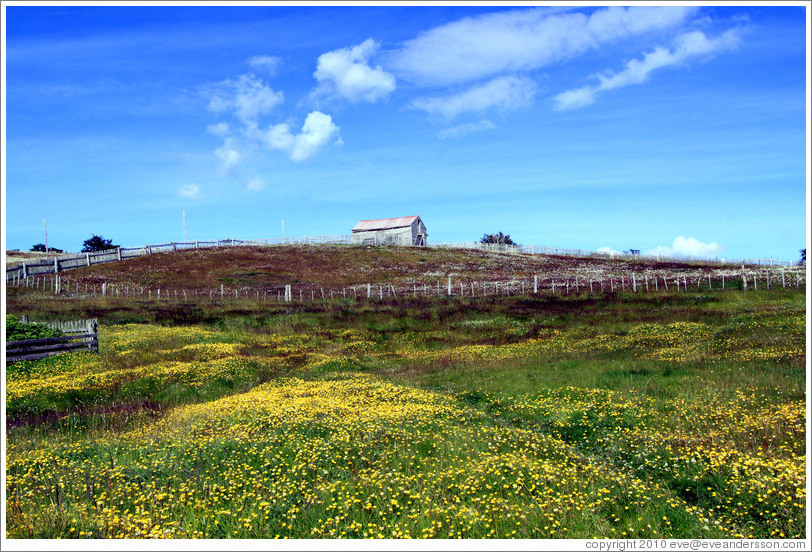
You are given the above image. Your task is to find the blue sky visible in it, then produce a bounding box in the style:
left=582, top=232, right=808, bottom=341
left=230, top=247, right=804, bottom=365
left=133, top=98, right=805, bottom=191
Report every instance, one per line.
left=2, top=3, right=809, bottom=262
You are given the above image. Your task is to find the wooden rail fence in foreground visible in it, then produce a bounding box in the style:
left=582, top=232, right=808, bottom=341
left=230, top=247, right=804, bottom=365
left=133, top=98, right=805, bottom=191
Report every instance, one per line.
left=6, top=318, right=98, bottom=364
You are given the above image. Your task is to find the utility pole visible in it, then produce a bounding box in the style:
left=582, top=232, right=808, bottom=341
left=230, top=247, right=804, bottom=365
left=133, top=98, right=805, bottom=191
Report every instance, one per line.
left=43, top=218, right=49, bottom=259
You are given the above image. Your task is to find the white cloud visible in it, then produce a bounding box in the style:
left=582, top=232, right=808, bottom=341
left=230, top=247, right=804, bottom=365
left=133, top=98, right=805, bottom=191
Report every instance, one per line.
left=246, top=177, right=265, bottom=191
left=214, top=137, right=241, bottom=172
left=178, top=183, right=201, bottom=199
left=411, top=75, right=537, bottom=120
left=436, top=120, right=496, bottom=139
left=388, top=6, right=696, bottom=87
left=554, top=29, right=740, bottom=110
left=207, top=122, right=229, bottom=136
left=248, top=55, right=282, bottom=75
left=646, top=236, right=724, bottom=259
left=205, top=73, right=284, bottom=124
left=263, top=111, right=340, bottom=162
left=313, top=39, right=396, bottom=103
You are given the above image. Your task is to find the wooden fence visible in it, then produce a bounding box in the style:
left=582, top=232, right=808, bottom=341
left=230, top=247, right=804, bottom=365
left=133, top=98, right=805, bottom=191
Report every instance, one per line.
left=6, top=236, right=803, bottom=283
left=6, top=267, right=805, bottom=307
left=6, top=318, right=99, bottom=364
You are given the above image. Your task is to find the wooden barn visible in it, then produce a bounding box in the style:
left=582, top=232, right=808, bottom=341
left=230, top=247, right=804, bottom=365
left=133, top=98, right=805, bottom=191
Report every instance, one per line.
left=351, top=215, right=428, bottom=246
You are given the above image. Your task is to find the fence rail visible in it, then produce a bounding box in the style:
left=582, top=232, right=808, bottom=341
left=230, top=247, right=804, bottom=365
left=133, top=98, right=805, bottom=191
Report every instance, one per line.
left=6, top=267, right=805, bottom=307
left=6, top=318, right=99, bottom=364
left=6, top=235, right=804, bottom=283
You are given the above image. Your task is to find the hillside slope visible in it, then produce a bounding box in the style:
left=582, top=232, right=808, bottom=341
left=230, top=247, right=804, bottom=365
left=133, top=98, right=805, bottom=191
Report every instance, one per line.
left=12, top=244, right=765, bottom=293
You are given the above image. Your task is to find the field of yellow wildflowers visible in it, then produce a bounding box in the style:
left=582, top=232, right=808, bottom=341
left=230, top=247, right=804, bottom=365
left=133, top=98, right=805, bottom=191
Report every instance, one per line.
left=5, top=288, right=806, bottom=540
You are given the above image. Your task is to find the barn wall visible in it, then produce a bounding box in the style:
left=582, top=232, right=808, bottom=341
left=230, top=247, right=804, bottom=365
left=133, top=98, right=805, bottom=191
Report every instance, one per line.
left=351, top=218, right=428, bottom=246
left=351, top=227, right=413, bottom=246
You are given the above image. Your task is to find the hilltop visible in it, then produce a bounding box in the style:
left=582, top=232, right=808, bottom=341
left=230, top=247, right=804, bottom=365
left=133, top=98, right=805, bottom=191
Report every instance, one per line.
left=7, top=243, right=777, bottom=294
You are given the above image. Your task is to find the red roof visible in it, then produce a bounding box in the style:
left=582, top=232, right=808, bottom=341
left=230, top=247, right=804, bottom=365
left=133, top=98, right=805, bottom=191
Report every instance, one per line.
left=352, top=216, right=420, bottom=232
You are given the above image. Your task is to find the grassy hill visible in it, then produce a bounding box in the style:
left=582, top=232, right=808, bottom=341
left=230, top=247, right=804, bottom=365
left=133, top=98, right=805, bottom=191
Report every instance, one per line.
left=7, top=243, right=783, bottom=290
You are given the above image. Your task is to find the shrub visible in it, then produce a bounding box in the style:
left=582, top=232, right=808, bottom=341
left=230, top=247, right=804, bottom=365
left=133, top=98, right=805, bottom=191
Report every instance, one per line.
left=5, top=314, right=63, bottom=342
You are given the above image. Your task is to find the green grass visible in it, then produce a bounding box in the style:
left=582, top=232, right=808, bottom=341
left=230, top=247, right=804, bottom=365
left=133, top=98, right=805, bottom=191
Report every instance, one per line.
left=4, top=287, right=806, bottom=540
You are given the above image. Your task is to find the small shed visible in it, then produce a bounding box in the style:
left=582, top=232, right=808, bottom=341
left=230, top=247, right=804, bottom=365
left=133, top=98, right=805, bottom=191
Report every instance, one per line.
left=351, top=215, right=428, bottom=246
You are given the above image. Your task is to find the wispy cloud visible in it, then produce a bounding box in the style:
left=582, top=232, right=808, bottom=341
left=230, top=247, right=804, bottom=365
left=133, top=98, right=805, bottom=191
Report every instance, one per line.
left=313, top=39, right=395, bottom=103
left=387, top=6, right=696, bottom=87
left=204, top=73, right=284, bottom=124
left=177, top=183, right=201, bottom=199
left=206, top=122, right=229, bottom=136
left=411, top=75, right=537, bottom=120
left=554, top=29, right=740, bottom=110
left=262, top=111, right=340, bottom=162
left=246, top=177, right=265, bottom=191
left=248, top=55, right=282, bottom=75
left=214, top=137, right=242, bottom=173
left=436, top=120, right=496, bottom=139
left=646, top=236, right=724, bottom=259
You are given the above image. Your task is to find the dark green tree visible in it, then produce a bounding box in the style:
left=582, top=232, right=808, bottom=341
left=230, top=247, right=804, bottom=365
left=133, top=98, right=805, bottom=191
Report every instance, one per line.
left=30, top=244, right=63, bottom=253
left=480, top=232, right=516, bottom=245
left=81, top=235, right=118, bottom=252
left=800, top=248, right=806, bottom=266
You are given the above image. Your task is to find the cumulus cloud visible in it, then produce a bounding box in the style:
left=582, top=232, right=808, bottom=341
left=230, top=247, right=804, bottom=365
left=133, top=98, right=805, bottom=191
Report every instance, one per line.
left=203, top=70, right=340, bottom=164
left=411, top=75, right=537, bottom=120
left=554, top=29, right=740, bottom=110
left=248, top=55, right=282, bottom=75
left=205, top=73, right=284, bottom=124
left=388, top=6, right=696, bottom=87
left=646, top=236, right=724, bottom=259
left=263, top=111, right=340, bottom=162
left=178, top=183, right=201, bottom=199
left=436, top=120, right=496, bottom=139
left=313, top=39, right=396, bottom=103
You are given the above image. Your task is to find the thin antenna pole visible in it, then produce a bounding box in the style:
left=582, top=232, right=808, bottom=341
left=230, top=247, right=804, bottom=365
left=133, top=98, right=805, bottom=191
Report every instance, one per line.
left=43, top=218, right=49, bottom=259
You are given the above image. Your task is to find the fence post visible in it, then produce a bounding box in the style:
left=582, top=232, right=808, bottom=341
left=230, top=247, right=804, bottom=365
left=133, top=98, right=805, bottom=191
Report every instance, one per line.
left=367, top=283, right=371, bottom=298
left=117, top=247, right=122, bottom=261
left=285, top=285, right=292, bottom=302
left=447, top=276, right=452, bottom=296
left=533, top=275, right=538, bottom=294
left=632, top=273, right=637, bottom=293
left=54, top=258, right=59, bottom=273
